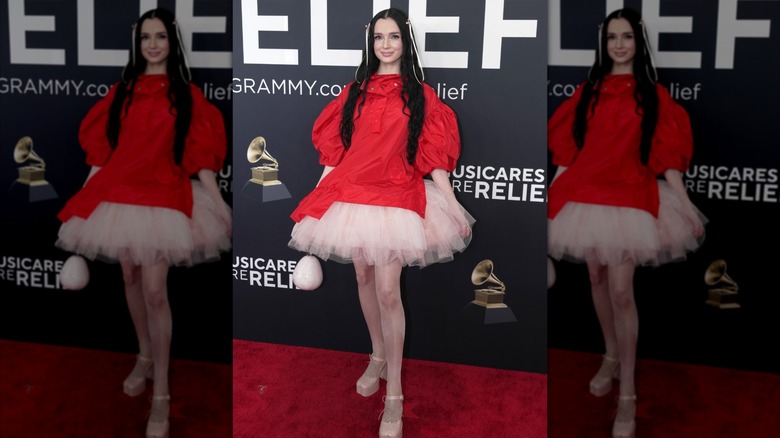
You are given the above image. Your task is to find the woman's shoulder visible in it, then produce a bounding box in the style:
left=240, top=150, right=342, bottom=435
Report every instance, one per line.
left=99, top=79, right=126, bottom=97
left=654, top=81, right=685, bottom=109
left=108, top=79, right=124, bottom=89
left=339, top=80, right=358, bottom=97
left=318, top=82, right=352, bottom=112
left=421, top=81, right=439, bottom=97
left=84, top=79, right=122, bottom=112
left=654, top=81, right=674, bottom=98
left=188, top=82, right=220, bottom=109
left=188, top=81, right=206, bottom=96
left=552, top=79, right=588, bottom=110
left=419, top=82, right=458, bottom=122
left=421, top=81, right=447, bottom=108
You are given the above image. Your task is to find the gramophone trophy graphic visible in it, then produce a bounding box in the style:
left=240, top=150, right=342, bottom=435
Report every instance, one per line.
left=704, top=259, right=740, bottom=309
left=464, top=259, right=517, bottom=324
left=240, top=136, right=291, bottom=202
left=8, top=136, right=58, bottom=202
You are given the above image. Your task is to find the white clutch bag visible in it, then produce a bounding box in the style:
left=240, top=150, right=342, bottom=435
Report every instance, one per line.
left=61, top=255, right=90, bottom=290
left=292, top=254, right=323, bottom=290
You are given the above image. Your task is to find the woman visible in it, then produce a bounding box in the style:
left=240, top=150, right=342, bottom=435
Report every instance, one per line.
left=288, top=8, right=474, bottom=438
left=55, top=8, right=231, bottom=438
left=547, top=8, right=706, bottom=438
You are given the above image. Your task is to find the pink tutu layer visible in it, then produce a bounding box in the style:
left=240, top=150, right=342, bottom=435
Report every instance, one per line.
left=548, top=181, right=707, bottom=267
left=289, top=180, right=475, bottom=267
left=56, top=180, right=231, bottom=267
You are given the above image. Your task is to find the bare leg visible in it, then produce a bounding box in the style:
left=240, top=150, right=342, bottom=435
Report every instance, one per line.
left=373, top=260, right=405, bottom=397
left=354, top=260, right=385, bottom=360
left=586, top=259, right=621, bottom=396
left=119, top=258, right=155, bottom=397
left=586, top=259, right=617, bottom=359
left=120, top=259, right=152, bottom=359
left=371, top=259, right=405, bottom=438
left=142, top=259, right=172, bottom=438
left=141, top=259, right=172, bottom=397
left=608, top=261, right=638, bottom=437
left=608, top=261, right=637, bottom=397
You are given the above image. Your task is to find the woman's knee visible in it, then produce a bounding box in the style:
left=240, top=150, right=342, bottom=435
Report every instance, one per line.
left=588, top=271, right=606, bottom=286
left=376, top=286, right=401, bottom=310
left=586, top=261, right=607, bottom=286
left=610, top=284, right=635, bottom=310
left=121, top=266, right=140, bottom=286
left=143, top=284, right=169, bottom=310
left=354, top=265, right=374, bottom=287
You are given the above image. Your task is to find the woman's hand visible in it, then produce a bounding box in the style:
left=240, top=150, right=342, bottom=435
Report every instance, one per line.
left=197, top=168, right=232, bottom=237
left=682, top=200, right=704, bottom=238
left=457, top=215, right=471, bottom=237
left=431, top=168, right=471, bottom=237
left=664, top=169, right=704, bottom=238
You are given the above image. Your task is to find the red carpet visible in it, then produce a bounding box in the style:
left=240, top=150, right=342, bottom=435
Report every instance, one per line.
left=233, top=339, right=547, bottom=437
left=0, top=339, right=231, bottom=437
left=548, top=348, right=780, bottom=437
left=9, top=340, right=768, bottom=436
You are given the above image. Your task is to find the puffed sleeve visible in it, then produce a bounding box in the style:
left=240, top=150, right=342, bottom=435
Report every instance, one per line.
left=414, top=89, right=460, bottom=175
left=311, top=83, right=352, bottom=166
left=181, top=84, right=227, bottom=175
left=647, top=84, right=693, bottom=176
left=78, top=82, right=119, bottom=166
left=547, top=82, right=586, bottom=167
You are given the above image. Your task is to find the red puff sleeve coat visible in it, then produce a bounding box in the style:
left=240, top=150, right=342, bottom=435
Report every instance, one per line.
left=547, top=74, right=693, bottom=219
left=58, top=74, right=226, bottom=222
left=290, top=74, right=460, bottom=222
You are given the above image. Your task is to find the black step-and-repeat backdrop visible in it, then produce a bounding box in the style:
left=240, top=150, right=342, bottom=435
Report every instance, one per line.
left=548, top=0, right=779, bottom=373
left=0, top=0, right=233, bottom=364
left=8, top=0, right=769, bottom=379
left=232, top=0, right=549, bottom=373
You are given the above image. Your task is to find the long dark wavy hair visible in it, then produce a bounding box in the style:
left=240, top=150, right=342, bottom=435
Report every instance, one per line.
left=573, top=8, right=659, bottom=164
left=107, top=8, right=192, bottom=165
left=339, top=8, right=425, bottom=164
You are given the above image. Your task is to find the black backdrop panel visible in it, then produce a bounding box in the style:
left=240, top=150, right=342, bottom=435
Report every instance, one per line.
left=0, top=0, right=234, bottom=364
left=547, top=0, right=780, bottom=374
left=232, top=0, right=549, bottom=373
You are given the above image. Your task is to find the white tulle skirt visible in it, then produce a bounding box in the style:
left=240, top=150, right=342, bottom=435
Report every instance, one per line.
left=56, top=180, right=232, bottom=267
left=548, top=181, right=707, bottom=267
left=289, top=180, right=475, bottom=267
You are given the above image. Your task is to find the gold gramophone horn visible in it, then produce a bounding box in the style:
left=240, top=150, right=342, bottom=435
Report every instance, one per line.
left=14, top=136, right=45, bottom=168
left=247, top=136, right=278, bottom=168
left=471, top=259, right=506, bottom=293
left=704, top=259, right=739, bottom=292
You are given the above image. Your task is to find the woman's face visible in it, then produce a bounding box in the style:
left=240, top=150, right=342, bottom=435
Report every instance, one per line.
left=373, top=18, right=403, bottom=74
left=606, top=17, right=636, bottom=74
left=140, top=17, right=170, bottom=74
